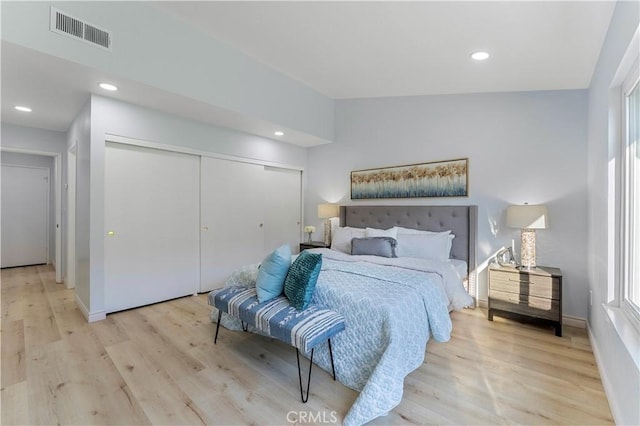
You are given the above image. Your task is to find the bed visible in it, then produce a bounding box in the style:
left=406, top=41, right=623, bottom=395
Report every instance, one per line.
left=212, top=205, right=477, bottom=425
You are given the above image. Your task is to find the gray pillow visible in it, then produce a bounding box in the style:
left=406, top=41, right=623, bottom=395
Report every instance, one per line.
left=351, top=237, right=397, bottom=258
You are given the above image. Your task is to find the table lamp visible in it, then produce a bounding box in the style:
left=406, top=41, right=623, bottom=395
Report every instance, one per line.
left=317, top=203, right=339, bottom=246
left=506, top=203, right=548, bottom=269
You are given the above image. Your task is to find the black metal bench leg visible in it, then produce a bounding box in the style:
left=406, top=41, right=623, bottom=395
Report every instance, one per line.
left=296, top=348, right=314, bottom=403
left=328, top=339, right=336, bottom=381
left=214, top=310, right=222, bottom=344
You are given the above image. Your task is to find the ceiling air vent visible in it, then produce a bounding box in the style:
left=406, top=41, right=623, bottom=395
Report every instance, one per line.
left=50, top=7, right=112, bottom=51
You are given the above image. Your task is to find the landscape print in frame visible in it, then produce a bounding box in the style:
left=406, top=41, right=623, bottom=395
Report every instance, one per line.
left=351, top=158, right=468, bottom=199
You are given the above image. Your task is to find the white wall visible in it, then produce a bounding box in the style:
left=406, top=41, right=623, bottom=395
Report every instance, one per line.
left=76, top=95, right=308, bottom=319
left=586, top=1, right=639, bottom=424
left=306, top=90, right=589, bottom=318
left=66, top=101, right=92, bottom=315
left=91, top=96, right=308, bottom=167
left=1, top=123, right=67, bottom=274
left=0, top=152, right=55, bottom=261
left=1, top=123, right=67, bottom=153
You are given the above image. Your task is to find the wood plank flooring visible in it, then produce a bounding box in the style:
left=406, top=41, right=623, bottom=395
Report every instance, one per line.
left=1, top=265, right=613, bottom=425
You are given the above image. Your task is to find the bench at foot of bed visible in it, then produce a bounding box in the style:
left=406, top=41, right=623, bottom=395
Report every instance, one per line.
left=209, top=286, right=345, bottom=403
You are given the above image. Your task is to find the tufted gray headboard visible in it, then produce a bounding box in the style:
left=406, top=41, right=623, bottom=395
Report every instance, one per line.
left=339, top=205, right=478, bottom=276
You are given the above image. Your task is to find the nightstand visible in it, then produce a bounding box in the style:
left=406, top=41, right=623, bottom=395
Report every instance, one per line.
left=488, top=264, right=563, bottom=336
left=299, top=241, right=329, bottom=252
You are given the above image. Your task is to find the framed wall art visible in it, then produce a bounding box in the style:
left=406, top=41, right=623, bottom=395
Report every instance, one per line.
left=351, top=158, right=468, bottom=199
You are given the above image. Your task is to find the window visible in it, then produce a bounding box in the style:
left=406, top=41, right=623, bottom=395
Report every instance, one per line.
left=621, top=58, right=640, bottom=323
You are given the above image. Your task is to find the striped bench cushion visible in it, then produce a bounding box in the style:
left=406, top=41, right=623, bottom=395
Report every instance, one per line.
left=209, top=286, right=345, bottom=353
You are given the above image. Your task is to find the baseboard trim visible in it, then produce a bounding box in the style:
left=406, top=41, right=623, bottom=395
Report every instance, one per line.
left=476, top=299, right=586, bottom=329
left=75, top=294, right=106, bottom=323
left=588, top=324, right=621, bottom=425
left=562, top=315, right=586, bottom=329
left=64, top=279, right=75, bottom=290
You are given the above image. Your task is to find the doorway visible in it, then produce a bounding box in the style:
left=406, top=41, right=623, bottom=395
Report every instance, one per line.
left=66, top=146, right=76, bottom=288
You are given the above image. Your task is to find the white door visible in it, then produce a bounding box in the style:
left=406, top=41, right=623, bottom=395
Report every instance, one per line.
left=200, top=157, right=265, bottom=292
left=263, top=167, right=301, bottom=256
left=105, top=143, right=200, bottom=313
left=1, top=165, right=49, bottom=268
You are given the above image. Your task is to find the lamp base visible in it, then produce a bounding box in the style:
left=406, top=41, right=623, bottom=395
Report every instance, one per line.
left=520, top=228, right=537, bottom=269
left=323, top=219, right=332, bottom=246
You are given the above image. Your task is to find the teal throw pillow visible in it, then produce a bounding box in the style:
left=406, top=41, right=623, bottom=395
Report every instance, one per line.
left=284, top=251, right=323, bottom=311
left=256, top=244, right=292, bottom=303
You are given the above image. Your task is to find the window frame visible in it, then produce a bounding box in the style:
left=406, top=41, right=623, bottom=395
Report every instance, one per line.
left=619, top=57, right=640, bottom=326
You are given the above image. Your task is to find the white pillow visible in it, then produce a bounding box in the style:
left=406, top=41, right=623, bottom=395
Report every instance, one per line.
left=396, top=232, right=455, bottom=261
left=331, top=226, right=366, bottom=254
left=393, top=226, right=451, bottom=236
left=365, top=227, right=398, bottom=239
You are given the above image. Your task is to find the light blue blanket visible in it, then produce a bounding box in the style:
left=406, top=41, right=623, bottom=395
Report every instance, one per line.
left=213, top=248, right=460, bottom=425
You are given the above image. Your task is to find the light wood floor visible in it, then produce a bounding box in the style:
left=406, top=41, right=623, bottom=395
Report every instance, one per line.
left=1, top=265, right=613, bottom=425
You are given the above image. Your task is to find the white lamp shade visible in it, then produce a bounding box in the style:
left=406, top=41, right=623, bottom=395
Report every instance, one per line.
left=318, top=203, right=340, bottom=219
left=506, top=204, right=548, bottom=229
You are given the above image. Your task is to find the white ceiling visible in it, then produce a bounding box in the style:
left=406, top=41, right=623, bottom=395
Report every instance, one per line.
left=1, top=1, right=616, bottom=140
left=156, top=1, right=616, bottom=99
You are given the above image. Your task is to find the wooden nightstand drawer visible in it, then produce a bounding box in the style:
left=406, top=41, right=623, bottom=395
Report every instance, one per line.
left=488, top=289, right=560, bottom=321
left=489, top=270, right=560, bottom=300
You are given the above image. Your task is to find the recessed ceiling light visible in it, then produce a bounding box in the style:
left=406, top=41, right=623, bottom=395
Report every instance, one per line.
left=98, top=82, right=118, bottom=91
left=274, top=131, right=284, bottom=136
left=14, top=105, right=32, bottom=112
left=471, top=51, right=490, bottom=61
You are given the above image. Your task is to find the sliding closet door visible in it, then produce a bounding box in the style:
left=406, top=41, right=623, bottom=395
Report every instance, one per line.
left=200, top=157, right=265, bottom=292
left=263, top=166, right=301, bottom=256
left=104, top=143, right=200, bottom=313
